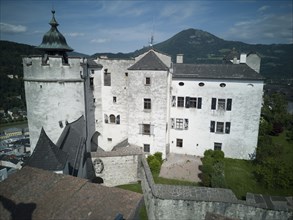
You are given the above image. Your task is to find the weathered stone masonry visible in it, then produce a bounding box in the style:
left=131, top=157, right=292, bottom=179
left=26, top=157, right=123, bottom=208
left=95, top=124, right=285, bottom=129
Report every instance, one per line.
left=139, top=156, right=293, bottom=220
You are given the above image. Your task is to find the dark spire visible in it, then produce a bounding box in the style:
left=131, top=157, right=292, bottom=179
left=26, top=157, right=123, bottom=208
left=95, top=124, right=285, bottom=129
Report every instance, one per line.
left=36, top=10, right=73, bottom=55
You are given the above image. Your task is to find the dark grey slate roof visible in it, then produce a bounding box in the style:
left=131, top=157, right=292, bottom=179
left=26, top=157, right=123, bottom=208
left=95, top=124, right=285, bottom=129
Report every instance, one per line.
left=56, top=116, right=86, bottom=175
left=25, top=128, right=67, bottom=171
left=173, top=63, right=264, bottom=80
left=87, top=59, right=103, bottom=68
left=128, top=50, right=168, bottom=71
left=0, top=167, right=142, bottom=220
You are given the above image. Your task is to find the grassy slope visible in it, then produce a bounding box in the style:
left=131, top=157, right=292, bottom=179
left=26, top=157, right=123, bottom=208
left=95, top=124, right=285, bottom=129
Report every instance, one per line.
left=225, top=131, right=293, bottom=199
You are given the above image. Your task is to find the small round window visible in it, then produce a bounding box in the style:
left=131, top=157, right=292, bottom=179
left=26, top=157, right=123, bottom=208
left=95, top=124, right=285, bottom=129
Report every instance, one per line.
left=220, top=83, right=226, bottom=87
left=198, top=82, right=205, bottom=87
left=179, top=82, right=184, bottom=86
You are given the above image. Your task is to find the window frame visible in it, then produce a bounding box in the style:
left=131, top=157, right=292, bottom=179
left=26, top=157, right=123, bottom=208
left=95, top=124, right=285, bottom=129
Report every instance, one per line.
left=176, top=118, right=184, bottom=130
left=217, top=99, right=226, bottom=111
left=143, top=144, right=150, bottom=153
left=177, top=97, right=184, bottom=107
left=142, top=124, right=151, bottom=135
left=214, top=142, right=222, bottom=151
left=176, top=138, right=183, bottom=148
left=145, top=77, right=151, bottom=85
left=144, top=98, right=151, bottom=110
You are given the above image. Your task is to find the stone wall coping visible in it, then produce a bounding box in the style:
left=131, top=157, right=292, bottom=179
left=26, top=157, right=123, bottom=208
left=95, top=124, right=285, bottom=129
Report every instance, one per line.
left=140, top=155, right=293, bottom=212
left=91, top=145, right=143, bottom=157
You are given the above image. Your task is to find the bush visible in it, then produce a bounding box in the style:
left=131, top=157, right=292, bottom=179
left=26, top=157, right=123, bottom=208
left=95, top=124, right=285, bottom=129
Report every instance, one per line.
left=204, top=149, right=214, bottom=157
left=154, top=152, right=163, bottom=165
left=212, top=150, right=225, bottom=161
left=149, top=158, right=161, bottom=174
left=147, top=152, right=163, bottom=174
left=200, top=149, right=225, bottom=187
left=147, top=155, right=155, bottom=164
left=211, top=162, right=226, bottom=188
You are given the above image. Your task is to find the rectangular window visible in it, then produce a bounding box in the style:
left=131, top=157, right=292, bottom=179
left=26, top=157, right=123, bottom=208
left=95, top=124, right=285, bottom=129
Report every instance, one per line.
left=90, top=77, right=94, bottom=88
left=185, top=97, right=190, bottom=108
left=198, top=97, right=202, bottom=109
left=113, top=96, right=117, bottom=103
left=171, top=118, right=175, bottom=129
left=144, top=98, right=151, bottom=110
left=227, top=98, right=232, bottom=111
left=143, top=124, right=150, bottom=135
left=210, top=121, right=215, bottom=132
left=145, top=77, right=151, bottom=85
left=176, top=139, right=183, bottom=148
left=214, top=142, right=222, bottom=151
left=184, top=119, right=189, bottom=130
left=108, top=138, right=112, bottom=142
left=225, top=122, right=231, bottom=134
left=176, top=118, right=184, bottom=130
left=216, top=122, right=224, bottom=133
left=190, top=97, right=197, bottom=108
left=218, top=99, right=226, bottom=110
left=211, top=98, right=232, bottom=111
left=104, top=69, right=111, bottom=86
left=144, top=144, right=150, bottom=153
left=211, top=98, right=217, bottom=110
left=177, top=97, right=184, bottom=107
left=172, top=96, right=176, bottom=107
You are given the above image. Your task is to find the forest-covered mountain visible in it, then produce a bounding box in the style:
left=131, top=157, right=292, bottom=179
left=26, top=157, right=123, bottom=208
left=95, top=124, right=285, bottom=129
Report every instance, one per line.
left=93, top=29, right=293, bottom=80
left=0, top=29, right=292, bottom=110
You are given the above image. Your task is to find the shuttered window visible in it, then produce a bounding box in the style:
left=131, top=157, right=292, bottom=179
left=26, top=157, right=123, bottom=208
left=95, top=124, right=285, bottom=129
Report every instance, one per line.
left=198, top=97, right=202, bottom=109
left=139, top=124, right=154, bottom=135
left=210, top=121, right=215, bottom=132
left=227, top=99, right=232, bottom=111
left=211, top=98, right=216, bottom=110
left=225, top=122, right=231, bottom=134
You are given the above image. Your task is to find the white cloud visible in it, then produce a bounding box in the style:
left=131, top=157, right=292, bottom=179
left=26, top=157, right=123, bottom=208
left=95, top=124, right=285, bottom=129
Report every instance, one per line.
left=258, top=5, right=270, bottom=12
left=159, top=2, right=205, bottom=22
left=91, top=38, right=109, bottom=44
left=224, top=13, right=293, bottom=44
left=65, top=32, right=85, bottom=37
left=0, top=22, right=27, bottom=34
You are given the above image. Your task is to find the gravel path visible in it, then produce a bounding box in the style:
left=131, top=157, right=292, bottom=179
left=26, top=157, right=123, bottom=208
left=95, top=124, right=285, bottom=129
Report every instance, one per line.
left=159, top=153, right=202, bottom=182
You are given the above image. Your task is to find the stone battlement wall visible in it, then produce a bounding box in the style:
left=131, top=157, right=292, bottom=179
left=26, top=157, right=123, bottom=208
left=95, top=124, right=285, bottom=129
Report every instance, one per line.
left=139, top=156, right=293, bottom=220
left=23, top=56, right=83, bottom=81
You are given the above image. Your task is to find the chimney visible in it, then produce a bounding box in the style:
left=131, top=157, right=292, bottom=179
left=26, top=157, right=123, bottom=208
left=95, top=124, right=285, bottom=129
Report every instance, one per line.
left=176, top=54, right=184, bottom=64
left=240, top=53, right=247, bottom=64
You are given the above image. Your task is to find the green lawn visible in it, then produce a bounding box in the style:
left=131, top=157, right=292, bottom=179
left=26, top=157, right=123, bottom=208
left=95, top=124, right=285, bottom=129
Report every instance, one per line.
left=224, top=131, right=293, bottom=199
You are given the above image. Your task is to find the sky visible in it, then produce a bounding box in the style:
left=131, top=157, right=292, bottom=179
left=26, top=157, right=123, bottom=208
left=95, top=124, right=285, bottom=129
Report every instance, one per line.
left=0, top=0, right=292, bottom=55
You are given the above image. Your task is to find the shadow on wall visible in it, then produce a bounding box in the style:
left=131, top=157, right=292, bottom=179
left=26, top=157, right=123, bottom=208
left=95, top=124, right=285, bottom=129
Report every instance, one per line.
left=0, top=195, right=36, bottom=220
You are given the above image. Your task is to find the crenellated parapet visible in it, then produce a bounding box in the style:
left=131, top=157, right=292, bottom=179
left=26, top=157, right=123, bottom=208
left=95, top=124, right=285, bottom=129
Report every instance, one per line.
left=23, top=56, right=85, bottom=81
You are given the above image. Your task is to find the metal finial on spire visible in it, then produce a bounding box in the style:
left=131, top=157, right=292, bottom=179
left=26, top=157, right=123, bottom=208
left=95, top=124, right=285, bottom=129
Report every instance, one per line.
left=49, top=9, right=59, bottom=27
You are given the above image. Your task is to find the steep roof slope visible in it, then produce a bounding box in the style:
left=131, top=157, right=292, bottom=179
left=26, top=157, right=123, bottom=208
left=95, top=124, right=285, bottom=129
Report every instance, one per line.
left=25, top=128, right=68, bottom=171
left=128, top=50, right=168, bottom=71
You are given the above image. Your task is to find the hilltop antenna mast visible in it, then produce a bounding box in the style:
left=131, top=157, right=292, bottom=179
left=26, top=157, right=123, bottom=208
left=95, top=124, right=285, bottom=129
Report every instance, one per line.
left=149, top=16, right=155, bottom=47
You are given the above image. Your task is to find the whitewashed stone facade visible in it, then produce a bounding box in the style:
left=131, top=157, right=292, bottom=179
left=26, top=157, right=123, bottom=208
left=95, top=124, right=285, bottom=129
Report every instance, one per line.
left=170, top=78, right=263, bottom=159
left=24, top=48, right=263, bottom=160
left=23, top=56, right=89, bottom=152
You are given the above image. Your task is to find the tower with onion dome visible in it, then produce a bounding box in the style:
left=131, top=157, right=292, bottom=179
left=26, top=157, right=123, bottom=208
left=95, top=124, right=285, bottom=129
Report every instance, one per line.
left=23, top=10, right=96, bottom=153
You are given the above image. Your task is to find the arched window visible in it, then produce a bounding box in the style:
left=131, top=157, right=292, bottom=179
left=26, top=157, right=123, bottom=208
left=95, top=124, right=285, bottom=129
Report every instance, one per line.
left=109, top=114, right=116, bottom=123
